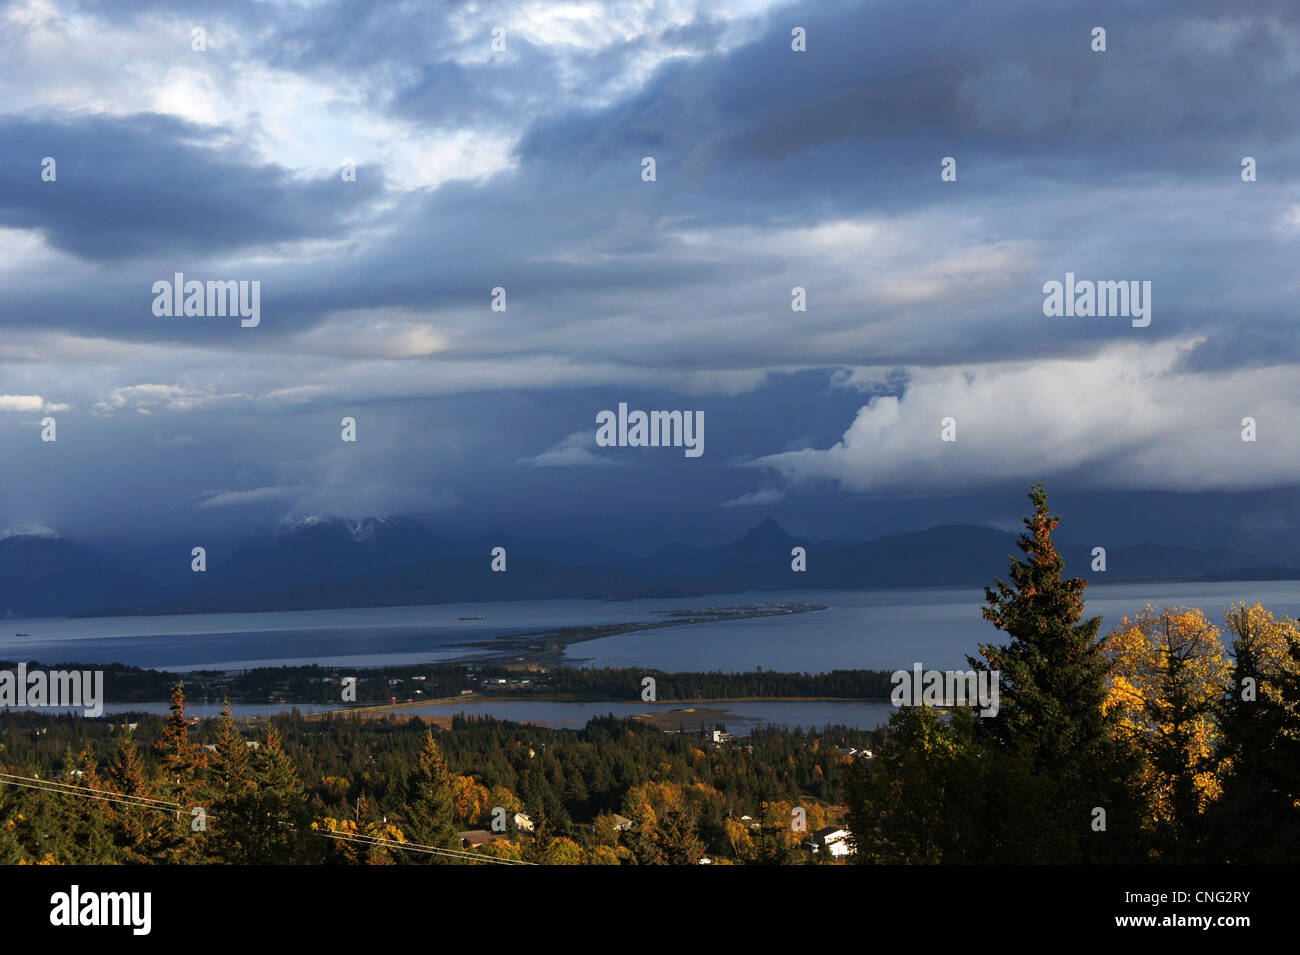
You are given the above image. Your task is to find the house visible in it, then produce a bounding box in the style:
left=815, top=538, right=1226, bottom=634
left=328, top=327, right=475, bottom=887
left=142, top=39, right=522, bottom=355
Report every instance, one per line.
left=709, top=728, right=733, bottom=744
left=460, top=830, right=495, bottom=849
left=512, top=811, right=534, bottom=832
left=609, top=814, right=634, bottom=832
left=805, top=825, right=855, bottom=858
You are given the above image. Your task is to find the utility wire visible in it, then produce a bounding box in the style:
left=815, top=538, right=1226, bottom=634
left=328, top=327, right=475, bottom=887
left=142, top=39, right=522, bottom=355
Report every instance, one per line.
left=0, top=771, right=535, bottom=864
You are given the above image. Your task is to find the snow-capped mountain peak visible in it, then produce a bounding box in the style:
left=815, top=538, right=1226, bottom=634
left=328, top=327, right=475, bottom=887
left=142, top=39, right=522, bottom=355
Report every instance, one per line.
left=346, top=516, right=395, bottom=542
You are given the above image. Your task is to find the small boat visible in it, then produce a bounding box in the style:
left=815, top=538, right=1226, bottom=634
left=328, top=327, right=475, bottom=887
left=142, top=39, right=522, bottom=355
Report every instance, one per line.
left=459, top=615, right=484, bottom=621
left=15, top=632, right=30, bottom=637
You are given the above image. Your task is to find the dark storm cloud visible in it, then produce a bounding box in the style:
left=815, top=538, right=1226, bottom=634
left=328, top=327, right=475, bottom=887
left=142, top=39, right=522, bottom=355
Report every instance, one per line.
left=518, top=0, right=1300, bottom=212
left=0, top=113, right=388, bottom=261
left=3, top=0, right=1300, bottom=547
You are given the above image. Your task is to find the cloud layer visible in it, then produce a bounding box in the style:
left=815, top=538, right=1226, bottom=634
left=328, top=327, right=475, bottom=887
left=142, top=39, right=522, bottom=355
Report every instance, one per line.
left=1, top=0, right=1297, bottom=550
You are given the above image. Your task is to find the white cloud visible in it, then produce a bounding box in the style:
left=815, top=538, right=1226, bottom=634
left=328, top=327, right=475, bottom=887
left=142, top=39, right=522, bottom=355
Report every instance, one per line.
left=516, top=429, right=630, bottom=467
left=196, top=485, right=304, bottom=508
left=0, top=393, right=69, bottom=412
left=721, top=487, right=785, bottom=507
left=753, top=338, right=1300, bottom=494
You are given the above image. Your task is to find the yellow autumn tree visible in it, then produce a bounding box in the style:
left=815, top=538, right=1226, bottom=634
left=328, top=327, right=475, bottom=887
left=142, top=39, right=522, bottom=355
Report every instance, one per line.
left=488, top=785, right=522, bottom=816
left=1104, top=604, right=1230, bottom=853
left=723, top=815, right=755, bottom=861
left=314, top=816, right=408, bottom=865
left=587, top=844, right=621, bottom=865
left=449, top=774, right=491, bottom=827
left=475, top=839, right=524, bottom=862
left=758, top=799, right=803, bottom=850
left=544, top=836, right=587, bottom=865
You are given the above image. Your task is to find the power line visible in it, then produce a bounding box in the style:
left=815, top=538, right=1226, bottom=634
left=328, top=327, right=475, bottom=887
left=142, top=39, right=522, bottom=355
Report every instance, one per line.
left=0, top=771, right=535, bottom=864
left=0, top=771, right=179, bottom=811
left=315, top=828, right=532, bottom=864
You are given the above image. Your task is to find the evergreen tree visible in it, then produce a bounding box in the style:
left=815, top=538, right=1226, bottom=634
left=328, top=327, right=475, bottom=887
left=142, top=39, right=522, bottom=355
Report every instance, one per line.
left=404, top=730, right=460, bottom=861
left=1206, top=608, right=1300, bottom=861
left=154, top=682, right=207, bottom=862
left=971, top=482, right=1142, bottom=862
left=109, top=730, right=154, bottom=861
left=209, top=701, right=253, bottom=800
left=253, top=722, right=319, bottom=863
left=215, top=721, right=320, bottom=864
left=64, top=742, right=117, bottom=863
left=208, top=701, right=256, bottom=864
left=156, top=682, right=204, bottom=795
left=654, top=805, right=705, bottom=865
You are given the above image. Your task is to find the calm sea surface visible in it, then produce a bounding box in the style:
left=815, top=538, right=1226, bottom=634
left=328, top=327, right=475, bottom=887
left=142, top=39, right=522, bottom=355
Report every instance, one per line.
left=2, top=581, right=1297, bottom=674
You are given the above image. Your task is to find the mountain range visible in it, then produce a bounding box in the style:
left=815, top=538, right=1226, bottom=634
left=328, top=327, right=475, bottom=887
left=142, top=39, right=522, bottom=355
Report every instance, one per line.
left=1, top=515, right=1296, bottom=619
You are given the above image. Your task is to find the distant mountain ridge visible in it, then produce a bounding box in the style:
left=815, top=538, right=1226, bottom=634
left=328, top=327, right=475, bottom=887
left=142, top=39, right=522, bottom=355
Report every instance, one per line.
left=2, top=516, right=1295, bottom=619
left=200, top=515, right=459, bottom=595
left=0, top=530, right=151, bottom=618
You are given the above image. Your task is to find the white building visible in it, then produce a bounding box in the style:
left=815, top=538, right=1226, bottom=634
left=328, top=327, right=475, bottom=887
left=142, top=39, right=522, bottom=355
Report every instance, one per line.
left=805, top=826, right=855, bottom=858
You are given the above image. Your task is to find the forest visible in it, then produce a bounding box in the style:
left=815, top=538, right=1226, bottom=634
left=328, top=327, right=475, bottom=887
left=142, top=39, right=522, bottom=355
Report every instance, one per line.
left=0, top=705, right=870, bottom=865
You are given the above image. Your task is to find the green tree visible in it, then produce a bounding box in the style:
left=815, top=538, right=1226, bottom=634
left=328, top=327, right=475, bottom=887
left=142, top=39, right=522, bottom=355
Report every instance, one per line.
left=154, top=682, right=208, bottom=861
left=109, top=730, right=155, bottom=862
left=217, top=722, right=321, bottom=864
left=1205, top=607, right=1300, bottom=862
left=208, top=701, right=256, bottom=863
left=970, top=482, right=1141, bottom=862
left=404, top=730, right=460, bottom=861
left=653, top=805, right=705, bottom=865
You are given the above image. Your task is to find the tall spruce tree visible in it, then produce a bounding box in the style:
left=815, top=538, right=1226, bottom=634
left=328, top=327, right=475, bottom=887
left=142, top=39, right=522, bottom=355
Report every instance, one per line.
left=405, top=730, right=460, bottom=861
left=970, top=482, right=1141, bottom=862
left=244, top=722, right=319, bottom=863
left=109, top=729, right=153, bottom=861
left=209, top=701, right=253, bottom=800
left=72, top=743, right=118, bottom=863
left=208, top=701, right=255, bottom=864
left=154, top=681, right=207, bottom=862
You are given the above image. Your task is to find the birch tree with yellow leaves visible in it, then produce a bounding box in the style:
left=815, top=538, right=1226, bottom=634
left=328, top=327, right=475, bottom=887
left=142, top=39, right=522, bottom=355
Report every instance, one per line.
left=1103, top=605, right=1230, bottom=858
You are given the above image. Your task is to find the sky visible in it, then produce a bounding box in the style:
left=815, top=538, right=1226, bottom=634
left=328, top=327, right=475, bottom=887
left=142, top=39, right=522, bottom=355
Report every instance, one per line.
left=1, top=0, right=1299, bottom=561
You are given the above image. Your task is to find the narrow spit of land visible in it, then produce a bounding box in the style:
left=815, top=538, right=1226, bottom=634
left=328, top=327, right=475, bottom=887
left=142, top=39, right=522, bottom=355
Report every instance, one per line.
left=448, top=601, right=828, bottom=667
